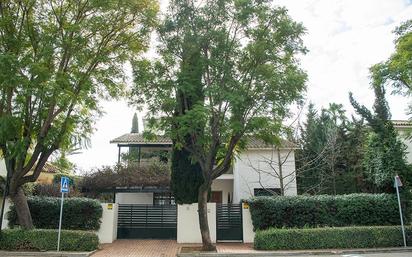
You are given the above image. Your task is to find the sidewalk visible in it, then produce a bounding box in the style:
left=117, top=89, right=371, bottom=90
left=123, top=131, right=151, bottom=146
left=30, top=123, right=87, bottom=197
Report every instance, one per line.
left=178, top=244, right=412, bottom=256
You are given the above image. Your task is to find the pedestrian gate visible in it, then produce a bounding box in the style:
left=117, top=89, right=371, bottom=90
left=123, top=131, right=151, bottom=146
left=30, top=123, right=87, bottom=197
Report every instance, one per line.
left=117, top=204, right=177, bottom=239
left=216, top=204, right=243, bottom=241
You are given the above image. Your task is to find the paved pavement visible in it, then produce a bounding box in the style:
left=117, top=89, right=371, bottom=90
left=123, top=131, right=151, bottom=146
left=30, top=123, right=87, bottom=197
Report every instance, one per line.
left=91, top=240, right=412, bottom=257
left=310, top=254, right=412, bottom=257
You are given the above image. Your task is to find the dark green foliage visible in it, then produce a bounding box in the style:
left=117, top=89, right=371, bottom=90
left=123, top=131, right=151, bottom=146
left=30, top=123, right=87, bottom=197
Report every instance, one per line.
left=171, top=148, right=204, bottom=204
left=247, top=194, right=401, bottom=230
left=52, top=173, right=76, bottom=186
left=254, top=226, right=412, bottom=250
left=7, top=197, right=102, bottom=230
left=170, top=33, right=204, bottom=204
left=297, top=103, right=367, bottom=195
left=0, top=229, right=99, bottom=251
left=350, top=84, right=411, bottom=192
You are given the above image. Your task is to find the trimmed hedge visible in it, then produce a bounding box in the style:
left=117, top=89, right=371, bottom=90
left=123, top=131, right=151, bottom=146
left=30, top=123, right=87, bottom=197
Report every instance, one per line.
left=0, top=229, right=98, bottom=251
left=7, top=197, right=102, bottom=230
left=254, top=226, right=412, bottom=250
left=247, top=194, right=401, bottom=230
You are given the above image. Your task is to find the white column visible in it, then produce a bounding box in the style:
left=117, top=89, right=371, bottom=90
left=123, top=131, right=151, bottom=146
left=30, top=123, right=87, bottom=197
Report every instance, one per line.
left=242, top=202, right=255, bottom=243
left=177, top=203, right=216, bottom=243
left=97, top=203, right=118, bottom=244
left=1, top=198, right=11, bottom=230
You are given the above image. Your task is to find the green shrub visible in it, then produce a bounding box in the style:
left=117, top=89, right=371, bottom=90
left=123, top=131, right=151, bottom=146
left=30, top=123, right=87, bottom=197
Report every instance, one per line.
left=0, top=229, right=98, bottom=251
left=247, top=194, right=401, bottom=230
left=254, top=226, right=412, bottom=250
left=7, top=196, right=102, bottom=230
left=53, top=173, right=76, bottom=186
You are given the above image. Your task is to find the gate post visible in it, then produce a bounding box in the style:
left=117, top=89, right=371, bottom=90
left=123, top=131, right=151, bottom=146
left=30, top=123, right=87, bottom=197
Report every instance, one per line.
left=242, top=202, right=255, bottom=243
left=177, top=203, right=216, bottom=243
left=97, top=203, right=118, bottom=243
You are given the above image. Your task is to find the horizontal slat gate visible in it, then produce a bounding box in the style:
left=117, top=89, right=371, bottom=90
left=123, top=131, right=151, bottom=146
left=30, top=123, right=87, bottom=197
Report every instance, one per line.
left=117, top=204, right=177, bottom=239
left=216, top=204, right=243, bottom=241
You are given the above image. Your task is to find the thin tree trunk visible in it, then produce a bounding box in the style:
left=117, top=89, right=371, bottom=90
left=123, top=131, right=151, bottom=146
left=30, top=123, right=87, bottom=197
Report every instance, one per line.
left=198, top=183, right=216, bottom=251
left=10, top=187, right=33, bottom=229
left=277, top=148, right=284, bottom=196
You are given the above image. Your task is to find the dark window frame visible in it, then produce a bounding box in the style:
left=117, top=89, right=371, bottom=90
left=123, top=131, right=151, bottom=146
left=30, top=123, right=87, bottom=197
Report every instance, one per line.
left=254, top=188, right=281, bottom=196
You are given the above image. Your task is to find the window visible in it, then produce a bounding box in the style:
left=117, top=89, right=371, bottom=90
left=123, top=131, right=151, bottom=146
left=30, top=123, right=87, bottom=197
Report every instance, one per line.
left=153, top=192, right=175, bottom=205
left=254, top=188, right=281, bottom=197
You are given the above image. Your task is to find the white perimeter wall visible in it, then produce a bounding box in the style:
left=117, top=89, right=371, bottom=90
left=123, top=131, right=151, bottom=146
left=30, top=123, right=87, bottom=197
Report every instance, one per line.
left=97, top=203, right=118, bottom=244
left=115, top=192, right=153, bottom=204
left=242, top=203, right=255, bottom=243
left=233, top=148, right=297, bottom=203
left=177, top=203, right=216, bottom=243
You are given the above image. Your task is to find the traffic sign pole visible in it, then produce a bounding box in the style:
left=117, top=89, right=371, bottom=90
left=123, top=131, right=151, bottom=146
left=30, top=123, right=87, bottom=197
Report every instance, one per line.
left=57, top=177, right=70, bottom=251
left=394, top=175, right=407, bottom=247
left=57, top=191, right=64, bottom=251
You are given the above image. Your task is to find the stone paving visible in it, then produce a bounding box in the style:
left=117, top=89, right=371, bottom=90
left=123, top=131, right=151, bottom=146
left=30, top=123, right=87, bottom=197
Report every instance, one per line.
left=91, top=240, right=412, bottom=257
left=91, top=240, right=181, bottom=257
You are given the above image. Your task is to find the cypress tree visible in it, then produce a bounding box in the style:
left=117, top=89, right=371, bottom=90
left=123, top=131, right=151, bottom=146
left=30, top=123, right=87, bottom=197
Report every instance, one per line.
left=350, top=84, right=411, bottom=192
left=170, top=35, right=204, bottom=204
left=128, top=113, right=140, bottom=162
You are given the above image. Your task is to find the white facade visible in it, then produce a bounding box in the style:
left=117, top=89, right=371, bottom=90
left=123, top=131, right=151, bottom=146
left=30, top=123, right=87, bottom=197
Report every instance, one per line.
left=395, top=125, right=412, bottom=163
left=115, top=147, right=297, bottom=205
left=233, top=148, right=297, bottom=203
left=0, top=159, right=6, bottom=177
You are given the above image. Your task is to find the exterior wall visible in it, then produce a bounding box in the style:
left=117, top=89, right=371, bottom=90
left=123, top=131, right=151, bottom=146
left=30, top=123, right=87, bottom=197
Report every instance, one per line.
left=233, top=148, right=297, bottom=203
left=0, top=159, right=6, bottom=177
left=115, top=192, right=153, bottom=204
left=242, top=203, right=255, bottom=243
left=396, top=128, right=412, bottom=163
left=177, top=203, right=216, bottom=243
left=97, top=203, right=118, bottom=243
left=211, top=178, right=233, bottom=204
left=1, top=198, right=10, bottom=230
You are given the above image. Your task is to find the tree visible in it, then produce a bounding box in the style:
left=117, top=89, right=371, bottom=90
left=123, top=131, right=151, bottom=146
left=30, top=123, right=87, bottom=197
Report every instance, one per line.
left=128, top=113, right=140, bottom=162
left=132, top=0, right=307, bottom=250
left=296, top=103, right=365, bottom=195
left=0, top=0, right=157, bottom=228
left=371, top=20, right=412, bottom=108
left=350, top=83, right=410, bottom=192
left=170, top=33, right=204, bottom=204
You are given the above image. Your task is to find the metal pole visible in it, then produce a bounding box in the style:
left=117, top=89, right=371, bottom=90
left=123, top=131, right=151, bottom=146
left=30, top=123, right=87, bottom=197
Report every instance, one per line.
left=57, top=192, right=64, bottom=251
left=395, top=182, right=407, bottom=247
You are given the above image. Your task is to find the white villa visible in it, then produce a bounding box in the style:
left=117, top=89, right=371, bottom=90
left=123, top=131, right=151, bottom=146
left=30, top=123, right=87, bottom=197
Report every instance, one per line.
left=110, top=133, right=298, bottom=206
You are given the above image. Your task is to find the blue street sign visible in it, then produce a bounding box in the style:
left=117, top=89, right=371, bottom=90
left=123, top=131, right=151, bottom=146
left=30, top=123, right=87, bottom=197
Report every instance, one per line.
left=60, top=177, right=70, bottom=193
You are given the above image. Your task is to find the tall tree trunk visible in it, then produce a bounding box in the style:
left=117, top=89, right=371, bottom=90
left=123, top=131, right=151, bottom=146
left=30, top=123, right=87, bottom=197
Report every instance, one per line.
left=198, top=183, right=216, bottom=251
left=277, top=148, right=284, bottom=196
left=10, top=187, right=33, bottom=229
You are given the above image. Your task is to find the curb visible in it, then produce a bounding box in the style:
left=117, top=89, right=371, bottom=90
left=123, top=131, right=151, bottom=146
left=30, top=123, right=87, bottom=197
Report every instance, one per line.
left=177, top=247, right=412, bottom=256
left=0, top=250, right=96, bottom=257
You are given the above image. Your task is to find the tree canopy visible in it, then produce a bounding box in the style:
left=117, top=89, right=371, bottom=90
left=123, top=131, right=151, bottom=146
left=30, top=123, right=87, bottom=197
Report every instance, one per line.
left=132, top=0, right=307, bottom=250
left=0, top=0, right=158, bottom=228
left=371, top=20, right=412, bottom=113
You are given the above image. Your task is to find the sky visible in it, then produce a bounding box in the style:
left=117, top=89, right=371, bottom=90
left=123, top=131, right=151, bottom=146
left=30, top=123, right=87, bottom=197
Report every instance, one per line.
left=68, top=0, right=412, bottom=172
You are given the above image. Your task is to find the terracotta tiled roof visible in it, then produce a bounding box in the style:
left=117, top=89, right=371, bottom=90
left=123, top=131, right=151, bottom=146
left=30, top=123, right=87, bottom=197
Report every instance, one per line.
left=392, top=120, right=412, bottom=128
left=245, top=137, right=298, bottom=149
left=110, top=133, right=172, bottom=145
left=110, top=133, right=298, bottom=149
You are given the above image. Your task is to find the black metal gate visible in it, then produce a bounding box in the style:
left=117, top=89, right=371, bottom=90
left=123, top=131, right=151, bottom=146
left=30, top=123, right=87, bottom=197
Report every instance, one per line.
left=216, top=204, right=243, bottom=241
left=117, top=204, right=177, bottom=239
